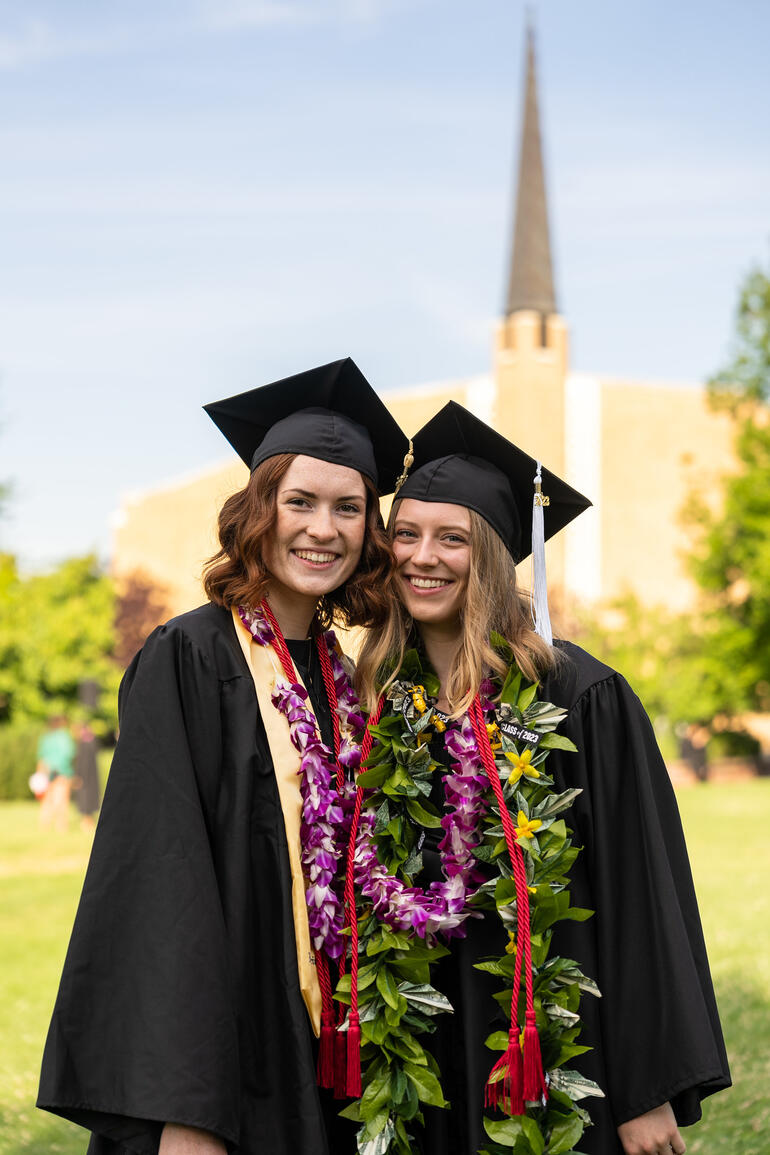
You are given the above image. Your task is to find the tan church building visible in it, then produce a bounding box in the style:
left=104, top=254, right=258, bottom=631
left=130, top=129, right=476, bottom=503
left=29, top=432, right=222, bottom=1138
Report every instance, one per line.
left=112, top=29, right=737, bottom=622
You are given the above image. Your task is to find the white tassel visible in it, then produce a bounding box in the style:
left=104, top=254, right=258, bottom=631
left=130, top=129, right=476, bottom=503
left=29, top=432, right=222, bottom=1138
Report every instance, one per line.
left=530, top=462, right=553, bottom=646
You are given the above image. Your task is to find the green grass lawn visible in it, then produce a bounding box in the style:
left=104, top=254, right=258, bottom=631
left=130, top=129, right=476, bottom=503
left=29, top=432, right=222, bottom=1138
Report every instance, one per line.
left=1, top=783, right=768, bottom=1154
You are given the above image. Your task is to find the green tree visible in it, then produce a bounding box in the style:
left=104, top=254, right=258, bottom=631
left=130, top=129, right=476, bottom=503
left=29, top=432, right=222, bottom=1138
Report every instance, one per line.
left=0, top=554, right=120, bottom=731
left=574, top=263, right=770, bottom=740
left=685, top=262, right=770, bottom=716
left=573, top=595, right=724, bottom=751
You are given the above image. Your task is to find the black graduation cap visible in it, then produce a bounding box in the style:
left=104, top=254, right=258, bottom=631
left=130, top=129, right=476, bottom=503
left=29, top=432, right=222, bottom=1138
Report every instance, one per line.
left=204, top=358, right=410, bottom=495
left=396, top=401, right=591, bottom=561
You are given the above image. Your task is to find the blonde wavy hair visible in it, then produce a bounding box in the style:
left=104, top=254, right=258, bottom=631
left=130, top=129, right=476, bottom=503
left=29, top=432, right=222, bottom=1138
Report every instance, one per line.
left=356, top=504, right=558, bottom=715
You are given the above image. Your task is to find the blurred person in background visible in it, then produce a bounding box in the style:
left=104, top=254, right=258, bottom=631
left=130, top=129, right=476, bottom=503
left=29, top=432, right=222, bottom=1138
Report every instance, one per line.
left=676, top=722, right=710, bottom=784
left=37, top=715, right=76, bottom=832
left=73, top=722, right=101, bottom=830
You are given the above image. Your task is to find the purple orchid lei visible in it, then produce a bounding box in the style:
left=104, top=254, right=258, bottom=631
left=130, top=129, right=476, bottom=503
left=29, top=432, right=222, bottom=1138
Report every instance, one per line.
left=352, top=713, right=489, bottom=940
left=238, top=603, right=362, bottom=959
left=239, top=601, right=494, bottom=955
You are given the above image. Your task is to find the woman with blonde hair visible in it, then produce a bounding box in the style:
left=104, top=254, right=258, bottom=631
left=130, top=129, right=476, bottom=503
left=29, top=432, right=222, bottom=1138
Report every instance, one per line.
left=349, top=402, right=729, bottom=1155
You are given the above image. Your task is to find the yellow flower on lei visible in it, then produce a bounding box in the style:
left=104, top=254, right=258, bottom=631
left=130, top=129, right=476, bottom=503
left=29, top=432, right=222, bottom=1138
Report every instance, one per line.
left=515, top=810, right=542, bottom=840
left=486, top=722, right=502, bottom=750
left=504, top=747, right=540, bottom=784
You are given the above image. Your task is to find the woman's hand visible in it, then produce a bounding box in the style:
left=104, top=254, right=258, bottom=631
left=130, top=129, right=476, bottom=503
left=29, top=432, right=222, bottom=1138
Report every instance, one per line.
left=159, top=1124, right=227, bottom=1155
left=617, top=1102, right=686, bottom=1155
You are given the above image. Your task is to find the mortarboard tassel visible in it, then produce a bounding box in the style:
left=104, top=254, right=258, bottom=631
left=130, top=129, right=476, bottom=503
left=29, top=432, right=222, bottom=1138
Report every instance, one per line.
left=484, top=1024, right=525, bottom=1114
left=531, top=462, right=553, bottom=646
left=340, top=696, right=384, bottom=1099
left=316, top=954, right=337, bottom=1090
left=522, top=1010, right=547, bottom=1102
left=346, top=1011, right=362, bottom=1098
left=315, top=631, right=349, bottom=1100
left=333, top=1022, right=348, bottom=1098
left=469, top=699, right=547, bottom=1114
left=255, top=602, right=341, bottom=1095
left=393, top=439, right=415, bottom=494
left=317, top=1007, right=336, bottom=1089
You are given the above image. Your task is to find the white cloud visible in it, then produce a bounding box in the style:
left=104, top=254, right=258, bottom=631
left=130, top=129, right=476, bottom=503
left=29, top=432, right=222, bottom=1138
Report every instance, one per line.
left=402, top=266, right=492, bottom=349
left=0, top=283, right=288, bottom=376
left=0, top=18, right=61, bottom=68
left=0, top=17, right=118, bottom=70
left=0, top=170, right=496, bottom=218
left=196, top=0, right=414, bottom=31
left=200, top=0, right=322, bottom=29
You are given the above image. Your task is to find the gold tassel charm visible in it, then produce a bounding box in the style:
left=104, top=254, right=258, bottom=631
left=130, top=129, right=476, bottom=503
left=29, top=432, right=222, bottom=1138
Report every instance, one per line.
left=394, top=440, right=415, bottom=493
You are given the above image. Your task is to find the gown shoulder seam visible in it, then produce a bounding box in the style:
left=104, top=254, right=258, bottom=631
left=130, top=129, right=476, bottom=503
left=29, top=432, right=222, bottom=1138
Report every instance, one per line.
left=151, top=606, right=247, bottom=685
left=566, top=670, right=619, bottom=716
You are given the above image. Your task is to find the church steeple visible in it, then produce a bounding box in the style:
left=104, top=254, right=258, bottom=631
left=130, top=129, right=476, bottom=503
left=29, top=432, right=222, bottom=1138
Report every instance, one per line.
left=493, top=19, right=568, bottom=530
left=505, top=22, right=556, bottom=319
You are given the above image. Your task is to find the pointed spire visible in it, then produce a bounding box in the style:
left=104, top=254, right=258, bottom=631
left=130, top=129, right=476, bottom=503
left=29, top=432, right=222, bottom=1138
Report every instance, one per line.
left=505, top=21, right=557, bottom=319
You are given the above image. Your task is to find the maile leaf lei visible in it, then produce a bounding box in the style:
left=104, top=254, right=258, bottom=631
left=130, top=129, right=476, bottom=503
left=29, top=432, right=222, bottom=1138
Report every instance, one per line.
left=338, top=637, right=603, bottom=1155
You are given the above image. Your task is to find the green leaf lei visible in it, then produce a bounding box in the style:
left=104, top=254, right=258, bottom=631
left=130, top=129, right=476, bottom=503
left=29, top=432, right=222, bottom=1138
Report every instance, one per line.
left=335, top=637, right=603, bottom=1155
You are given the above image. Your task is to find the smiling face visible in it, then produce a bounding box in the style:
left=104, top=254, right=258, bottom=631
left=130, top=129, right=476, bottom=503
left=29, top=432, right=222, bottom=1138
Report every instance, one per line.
left=261, top=455, right=368, bottom=608
left=391, top=498, right=471, bottom=630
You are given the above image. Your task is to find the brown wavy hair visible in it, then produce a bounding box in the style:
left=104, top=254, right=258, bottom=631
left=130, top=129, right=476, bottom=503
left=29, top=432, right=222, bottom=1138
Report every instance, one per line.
left=203, top=453, right=395, bottom=631
left=356, top=504, right=558, bottom=713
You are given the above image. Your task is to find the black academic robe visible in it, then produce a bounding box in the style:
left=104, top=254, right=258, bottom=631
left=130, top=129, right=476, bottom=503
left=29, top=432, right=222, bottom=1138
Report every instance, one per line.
left=38, top=603, right=353, bottom=1155
left=39, top=613, right=730, bottom=1155
left=421, top=642, right=730, bottom=1155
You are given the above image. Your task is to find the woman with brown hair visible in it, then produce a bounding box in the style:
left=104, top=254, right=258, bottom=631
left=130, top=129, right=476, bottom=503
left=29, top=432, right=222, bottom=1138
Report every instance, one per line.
left=351, top=402, right=729, bottom=1155
left=38, top=359, right=408, bottom=1155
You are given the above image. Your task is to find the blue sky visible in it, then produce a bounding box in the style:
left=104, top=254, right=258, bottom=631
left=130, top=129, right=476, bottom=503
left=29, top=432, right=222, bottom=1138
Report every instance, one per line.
left=1, top=0, right=768, bottom=568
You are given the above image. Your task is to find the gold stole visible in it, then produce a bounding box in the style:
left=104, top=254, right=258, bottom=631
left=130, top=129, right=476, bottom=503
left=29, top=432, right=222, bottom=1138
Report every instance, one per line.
left=231, top=607, right=322, bottom=1035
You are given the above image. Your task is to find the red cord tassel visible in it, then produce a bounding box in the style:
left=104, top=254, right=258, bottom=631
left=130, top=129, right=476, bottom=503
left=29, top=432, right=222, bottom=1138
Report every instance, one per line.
left=333, top=1026, right=348, bottom=1098
left=485, top=1028, right=524, bottom=1115
left=522, top=1011, right=548, bottom=1103
left=317, top=1010, right=336, bottom=1089
left=346, top=1011, right=362, bottom=1097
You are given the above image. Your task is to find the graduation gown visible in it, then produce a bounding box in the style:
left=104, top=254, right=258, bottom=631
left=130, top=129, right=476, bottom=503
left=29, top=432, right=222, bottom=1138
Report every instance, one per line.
left=421, top=641, right=730, bottom=1154
left=38, top=603, right=353, bottom=1155
left=39, top=612, right=729, bottom=1155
